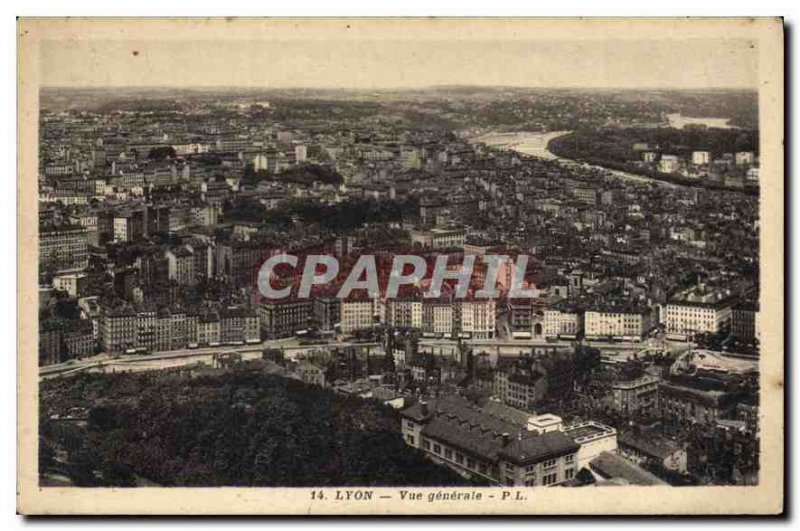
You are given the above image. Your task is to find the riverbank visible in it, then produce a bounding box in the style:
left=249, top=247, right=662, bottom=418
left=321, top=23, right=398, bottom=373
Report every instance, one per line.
left=470, top=130, right=570, bottom=161
left=473, top=130, right=756, bottom=195
left=548, top=131, right=759, bottom=195
left=470, top=130, right=682, bottom=187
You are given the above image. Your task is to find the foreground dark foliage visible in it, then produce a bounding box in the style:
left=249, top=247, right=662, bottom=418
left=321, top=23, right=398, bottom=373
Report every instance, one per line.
left=39, top=371, right=468, bottom=487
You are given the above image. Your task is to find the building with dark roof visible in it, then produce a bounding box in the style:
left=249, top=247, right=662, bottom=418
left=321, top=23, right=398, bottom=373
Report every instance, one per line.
left=400, top=396, right=579, bottom=486
left=618, top=431, right=687, bottom=473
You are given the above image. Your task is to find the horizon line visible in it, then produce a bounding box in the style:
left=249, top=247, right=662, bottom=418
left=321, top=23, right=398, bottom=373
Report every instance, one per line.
left=39, top=84, right=758, bottom=92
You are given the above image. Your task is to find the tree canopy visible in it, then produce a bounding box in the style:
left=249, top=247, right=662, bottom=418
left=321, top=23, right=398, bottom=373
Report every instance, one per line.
left=40, top=371, right=468, bottom=487
left=147, top=146, right=177, bottom=161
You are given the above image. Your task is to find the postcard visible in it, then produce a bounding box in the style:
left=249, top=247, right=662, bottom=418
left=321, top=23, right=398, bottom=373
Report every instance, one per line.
left=17, top=17, right=784, bottom=515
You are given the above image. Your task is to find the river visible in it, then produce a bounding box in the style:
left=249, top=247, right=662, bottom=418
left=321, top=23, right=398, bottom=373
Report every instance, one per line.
left=471, top=130, right=568, bottom=161
left=471, top=130, right=683, bottom=189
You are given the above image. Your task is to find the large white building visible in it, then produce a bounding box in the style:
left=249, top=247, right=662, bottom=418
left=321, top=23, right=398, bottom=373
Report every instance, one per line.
left=459, top=299, right=496, bottom=339
left=400, top=398, right=616, bottom=487
left=386, top=298, right=496, bottom=339
left=400, top=397, right=580, bottom=486
left=584, top=305, right=653, bottom=341
left=665, top=286, right=733, bottom=339
left=410, top=227, right=468, bottom=249
left=563, top=421, right=619, bottom=470
left=543, top=307, right=582, bottom=338
left=428, top=302, right=454, bottom=336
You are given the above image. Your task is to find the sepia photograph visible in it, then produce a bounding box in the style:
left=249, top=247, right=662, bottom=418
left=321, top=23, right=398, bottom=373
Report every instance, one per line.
left=16, top=17, right=784, bottom=515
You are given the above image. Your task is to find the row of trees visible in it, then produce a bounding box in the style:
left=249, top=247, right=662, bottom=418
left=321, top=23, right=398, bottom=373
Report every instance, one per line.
left=548, top=127, right=758, bottom=169
left=242, top=163, right=344, bottom=187
left=223, top=196, right=419, bottom=232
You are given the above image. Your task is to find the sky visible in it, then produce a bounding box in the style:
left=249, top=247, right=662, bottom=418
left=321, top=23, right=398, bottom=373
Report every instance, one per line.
left=39, top=37, right=759, bottom=90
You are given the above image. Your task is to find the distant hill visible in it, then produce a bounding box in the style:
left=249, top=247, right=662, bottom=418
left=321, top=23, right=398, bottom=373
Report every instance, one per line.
left=40, top=87, right=758, bottom=130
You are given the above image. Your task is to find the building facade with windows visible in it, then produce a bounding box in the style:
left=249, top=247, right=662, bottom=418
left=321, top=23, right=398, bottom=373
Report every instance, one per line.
left=385, top=298, right=423, bottom=329
left=258, top=299, right=312, bottom=338
left=458, top=299, right=496, bottom=339
left=584, top=305, right=652, bottom=341
left=609, top=375, right=660, bottom=416
left=543, top=308, right=582, bottom=339
left=100, top=305, right=258, bottom=353
left=665, top=286, right=733, bottom=339
left=658, top=381, right=738, bottom=425
left=340, top=299, right=376, bottom=333
left=400, top=397, right=580, bottom=486
left=494, top=369, right=547, bottom=411
left=39, top=224, right=89, bottom=272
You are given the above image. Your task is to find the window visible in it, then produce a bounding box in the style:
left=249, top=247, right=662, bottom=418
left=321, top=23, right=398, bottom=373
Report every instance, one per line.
left=524, top=479, right=536, bottom=486
left=467, top=458, right=476, bottom=469
left=542, top=459, right=557, bottom=469
left=405, top=420, right=416, bottom=430
left=423, top=439, right=430, bottom=451
left=433, top=443, right=441, bottom=454
left=505, top=463, right=515, bottom=473
left=565, top=468, right=575, bottom=480
left=542, top=472, right=558, bottom=486
left=505, top=478, right=515, bottom=486
left=455, top=453, right=464, bottom=465
left=565, top=455, right=575, bottom=464
left=444, top=449, right=453, bottom=460
left=525, top=464, right=536, bottom=473
left=406, top=435, right=415, bottom=445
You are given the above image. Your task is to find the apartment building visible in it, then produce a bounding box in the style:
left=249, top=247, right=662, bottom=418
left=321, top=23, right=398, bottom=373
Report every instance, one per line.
left=385, top=298, right=423, bottom=329
left=609, top=375, right=660, bottom=416
left=340, top=298, right=377, bottom=333
left=584, top=304, right=653, bottom=341
left=543, top=307, right=582, bottom=339
left=166, top=246, right=196, bottom=285
left=258, top=299, right=313, bottom=338
left=100, top=305, right=258, bottom=353
left=458, top=299, right=496, bottom=339
left=665, top=286, right=733, bottom=339
left=39, top=224, right=89, bottom=272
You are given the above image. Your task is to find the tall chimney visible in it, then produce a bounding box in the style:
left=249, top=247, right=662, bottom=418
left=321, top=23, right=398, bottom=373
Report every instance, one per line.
left=420, top=401, right=429, bottom=416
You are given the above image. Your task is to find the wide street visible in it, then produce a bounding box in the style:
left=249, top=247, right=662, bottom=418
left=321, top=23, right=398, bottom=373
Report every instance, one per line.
left=39, top=333, right=691, bottom=381
left=38, top=338, right=381, bottom=380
